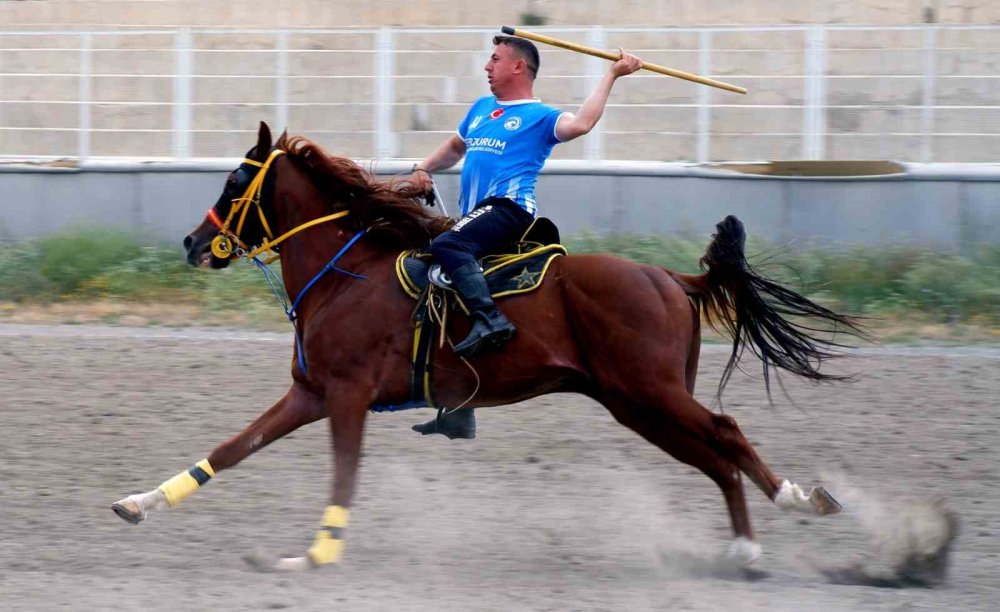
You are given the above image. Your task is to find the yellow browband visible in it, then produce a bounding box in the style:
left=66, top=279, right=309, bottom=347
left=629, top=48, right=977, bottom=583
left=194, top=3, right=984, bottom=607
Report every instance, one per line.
left=210, top=148, right=350, bottom=263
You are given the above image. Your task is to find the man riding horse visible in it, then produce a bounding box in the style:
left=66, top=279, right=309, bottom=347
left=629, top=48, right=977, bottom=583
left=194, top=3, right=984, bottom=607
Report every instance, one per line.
left=113, top=32, right=858, bottom=573
left=408, top=35, right=642, bottom=439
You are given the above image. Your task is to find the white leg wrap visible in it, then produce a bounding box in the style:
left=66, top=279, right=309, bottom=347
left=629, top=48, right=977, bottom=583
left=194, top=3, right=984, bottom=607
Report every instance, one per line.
left=274, top=556, right=313, bottom=572
left=727, top=536, right=762, bottom=565
left=137, top=488, right=169, bottom=512
left=774, top=479, right=817, bottom=514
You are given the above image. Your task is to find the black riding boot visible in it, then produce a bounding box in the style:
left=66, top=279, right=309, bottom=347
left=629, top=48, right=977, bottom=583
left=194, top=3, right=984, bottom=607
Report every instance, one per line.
left=449, top=262, right=516, bottom=358
left=411, top=408, right=477, bottom=439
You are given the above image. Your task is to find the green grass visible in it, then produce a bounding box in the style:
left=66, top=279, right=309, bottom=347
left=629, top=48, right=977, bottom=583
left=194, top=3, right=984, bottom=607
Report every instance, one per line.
left=1, top=226, right=998, bottom=331
left=0, top=226, right=280, bottom=308
left=565, top=231, right=1000, bottom=326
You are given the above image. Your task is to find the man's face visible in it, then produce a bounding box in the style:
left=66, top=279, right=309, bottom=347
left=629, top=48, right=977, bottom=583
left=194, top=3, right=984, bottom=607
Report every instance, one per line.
left=484, top=44, right=524, bottom=94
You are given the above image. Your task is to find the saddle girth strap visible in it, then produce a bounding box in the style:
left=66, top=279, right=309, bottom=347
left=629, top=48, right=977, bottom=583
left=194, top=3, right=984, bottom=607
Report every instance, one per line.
left=409, top=292, right=438, bottom=407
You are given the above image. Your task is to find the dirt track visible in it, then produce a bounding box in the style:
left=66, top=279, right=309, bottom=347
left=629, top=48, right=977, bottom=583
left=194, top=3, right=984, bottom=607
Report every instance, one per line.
left=1, top=324, right=997, bottom=611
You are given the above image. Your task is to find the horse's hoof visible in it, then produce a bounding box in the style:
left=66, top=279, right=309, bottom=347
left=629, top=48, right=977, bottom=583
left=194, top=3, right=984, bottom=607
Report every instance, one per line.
left=243, top=552, right=277, bottom=573
left=727, top=536, right=762, bottom=566
left=274, top=556, right=319, bottom=572
left=111, top=497, right=146, bottom=525
left=776, top=479, right=839, bottom=515
left=244, top=554, right=323, bottom=573
left=810, top=487, right=843, bottom=515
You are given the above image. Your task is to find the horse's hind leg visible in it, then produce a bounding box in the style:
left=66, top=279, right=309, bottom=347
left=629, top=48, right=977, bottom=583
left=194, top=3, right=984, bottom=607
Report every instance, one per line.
left=111, top=382, right=324, bottom=525
left=602, top=384, right=836, bottom=563
left=602, top=388, right=762, bottom=560
left=678, top=391, right=843, bottom=517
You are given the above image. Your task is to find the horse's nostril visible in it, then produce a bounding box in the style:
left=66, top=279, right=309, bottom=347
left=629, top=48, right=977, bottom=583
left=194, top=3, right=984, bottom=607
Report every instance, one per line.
left=183, top=235, right=193, bottom=250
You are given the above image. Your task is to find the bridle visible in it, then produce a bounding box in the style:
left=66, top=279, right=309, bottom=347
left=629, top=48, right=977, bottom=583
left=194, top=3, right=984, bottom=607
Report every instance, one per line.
left=206, top=148, right=350, bottom=263
left=202, top=147, right=367, bottom=376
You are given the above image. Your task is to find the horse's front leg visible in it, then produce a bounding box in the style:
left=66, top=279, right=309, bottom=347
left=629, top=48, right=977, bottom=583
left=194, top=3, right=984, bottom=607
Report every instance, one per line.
left=111, top=382, right=324, bottom=524
left=268, top=384, right=369, bottom=572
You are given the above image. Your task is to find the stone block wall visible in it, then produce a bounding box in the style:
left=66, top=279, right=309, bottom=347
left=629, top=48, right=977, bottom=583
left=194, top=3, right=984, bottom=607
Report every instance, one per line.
left=3, top=1, right=999, bottom=28
left=1, top=2, right=998, bottom=161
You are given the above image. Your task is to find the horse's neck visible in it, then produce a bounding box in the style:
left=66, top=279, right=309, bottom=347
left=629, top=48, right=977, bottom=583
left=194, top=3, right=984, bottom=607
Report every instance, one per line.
left=274, top=183, right=365, bottom=305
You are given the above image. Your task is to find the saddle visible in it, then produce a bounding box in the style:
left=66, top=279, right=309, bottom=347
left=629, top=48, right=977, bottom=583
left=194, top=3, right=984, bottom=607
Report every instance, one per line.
left=395, top=217, right=566, bottom=300
left=371, top=218, right=566, bottom=414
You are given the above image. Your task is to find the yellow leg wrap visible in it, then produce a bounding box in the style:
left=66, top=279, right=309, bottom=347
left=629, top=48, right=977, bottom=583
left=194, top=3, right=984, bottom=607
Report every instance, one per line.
left=158, top=459, right=215, bottom=507
left=307, top=505, right=350, bottom=566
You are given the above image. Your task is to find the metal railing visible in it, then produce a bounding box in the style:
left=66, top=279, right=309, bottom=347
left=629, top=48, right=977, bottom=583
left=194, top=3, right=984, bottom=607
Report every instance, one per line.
left=1, top=25, right=998, bottom=162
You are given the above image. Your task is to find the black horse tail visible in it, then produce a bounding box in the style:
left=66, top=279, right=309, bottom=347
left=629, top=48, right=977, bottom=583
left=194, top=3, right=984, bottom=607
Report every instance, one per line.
left=677, top=215, right=867, bottom=398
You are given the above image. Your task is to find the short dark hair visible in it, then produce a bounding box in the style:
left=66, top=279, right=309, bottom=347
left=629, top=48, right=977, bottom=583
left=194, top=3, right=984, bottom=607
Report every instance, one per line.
left=492, top=35, right=540, bottom=79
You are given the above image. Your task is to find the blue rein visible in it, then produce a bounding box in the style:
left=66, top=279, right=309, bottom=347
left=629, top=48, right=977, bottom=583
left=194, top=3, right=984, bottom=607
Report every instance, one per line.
left=251, top=229, right=369, bottom=374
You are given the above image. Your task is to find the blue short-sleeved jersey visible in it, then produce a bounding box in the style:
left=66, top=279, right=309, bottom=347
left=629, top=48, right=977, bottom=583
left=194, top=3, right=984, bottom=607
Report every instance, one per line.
left=456, top=96, right=565, bottom=217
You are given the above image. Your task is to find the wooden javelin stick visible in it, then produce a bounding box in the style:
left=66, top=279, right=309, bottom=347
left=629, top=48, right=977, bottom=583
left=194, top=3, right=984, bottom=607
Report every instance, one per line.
left=500, top=26, right=748, bottom=95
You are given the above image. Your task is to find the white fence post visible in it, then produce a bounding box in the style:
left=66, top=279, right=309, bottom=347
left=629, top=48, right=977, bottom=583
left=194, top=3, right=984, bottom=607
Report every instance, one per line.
left=921, top=25, right=938, bottom=163
left=802, top=26, right=828, bottom=160
left=697, top=29, right=713, bottom=163
left=586, top=26, right=606, bottom=161
left=374, top=27, right=395, bottom=158
left=275, top=30, right=289, bottom=135
left=172, top=28, right=193, bottom=158
left=78, top=32, right=92, bottom=159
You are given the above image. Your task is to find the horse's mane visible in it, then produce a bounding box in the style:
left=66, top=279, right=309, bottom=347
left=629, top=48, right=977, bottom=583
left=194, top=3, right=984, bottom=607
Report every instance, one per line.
left=276, top=134, right=454, bottom=249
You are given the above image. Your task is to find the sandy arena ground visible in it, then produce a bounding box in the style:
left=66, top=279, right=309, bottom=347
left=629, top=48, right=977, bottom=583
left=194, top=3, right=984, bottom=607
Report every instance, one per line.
left=0, top=324, right=997, bottom=611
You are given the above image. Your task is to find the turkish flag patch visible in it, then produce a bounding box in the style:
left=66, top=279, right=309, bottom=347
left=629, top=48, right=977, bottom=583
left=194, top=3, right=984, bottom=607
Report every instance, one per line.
left=490, top=108, right=504, bottom=120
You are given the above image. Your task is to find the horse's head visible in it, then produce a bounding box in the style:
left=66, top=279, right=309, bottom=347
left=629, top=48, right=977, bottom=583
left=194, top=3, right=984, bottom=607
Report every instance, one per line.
left=184, top=122, right=282, bottom=268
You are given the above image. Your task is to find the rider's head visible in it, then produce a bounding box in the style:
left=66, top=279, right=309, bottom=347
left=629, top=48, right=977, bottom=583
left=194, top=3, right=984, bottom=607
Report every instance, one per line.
left=486, top=35, right=540, bottom=96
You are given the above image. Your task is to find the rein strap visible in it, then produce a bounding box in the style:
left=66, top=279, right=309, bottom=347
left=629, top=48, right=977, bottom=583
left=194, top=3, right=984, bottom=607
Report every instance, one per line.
left=244, top=210, right=350, bottom=260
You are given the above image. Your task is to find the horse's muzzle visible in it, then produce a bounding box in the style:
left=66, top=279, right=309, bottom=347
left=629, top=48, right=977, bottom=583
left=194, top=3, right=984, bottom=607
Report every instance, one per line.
left=184, top=230, right=228, bottom=268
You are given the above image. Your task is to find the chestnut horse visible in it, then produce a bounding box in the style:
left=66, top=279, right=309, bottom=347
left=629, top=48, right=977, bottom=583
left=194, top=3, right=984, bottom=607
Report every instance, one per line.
left=112, top=123, right=862, bottom=571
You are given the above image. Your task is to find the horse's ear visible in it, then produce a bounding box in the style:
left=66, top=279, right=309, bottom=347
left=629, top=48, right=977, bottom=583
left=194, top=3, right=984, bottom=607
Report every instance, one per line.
left=255, top=121, right=273, bottom=159
left=277, top=129, right=289, bottom=149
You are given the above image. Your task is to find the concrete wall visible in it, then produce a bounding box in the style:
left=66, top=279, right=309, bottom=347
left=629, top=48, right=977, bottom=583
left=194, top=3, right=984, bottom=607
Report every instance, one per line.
left=2, top=160, right=997, bottom=249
